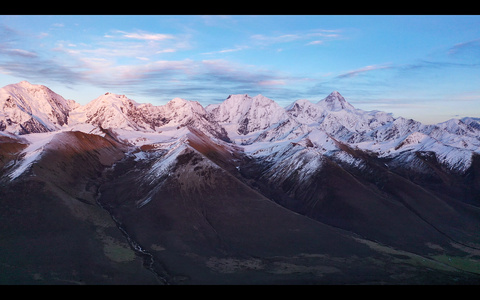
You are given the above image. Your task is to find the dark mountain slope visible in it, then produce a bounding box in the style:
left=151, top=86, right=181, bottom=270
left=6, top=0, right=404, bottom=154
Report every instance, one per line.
left=330, top=143, right=480, bottom=251
left=235, top=139, right=480, bottom=271
left=0, top=131, right=159, bottom=284
left=0, top=135, right=28, bottom=176
left=95, top=129, right=480, bottom=284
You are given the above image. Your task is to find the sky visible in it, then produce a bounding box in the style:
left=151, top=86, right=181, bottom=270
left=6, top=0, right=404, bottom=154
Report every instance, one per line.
left=0, top=15, right=479, bottom=124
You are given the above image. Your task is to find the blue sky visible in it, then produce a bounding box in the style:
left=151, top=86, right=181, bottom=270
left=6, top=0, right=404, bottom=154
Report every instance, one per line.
left=0, top=15, right=479, bottom=124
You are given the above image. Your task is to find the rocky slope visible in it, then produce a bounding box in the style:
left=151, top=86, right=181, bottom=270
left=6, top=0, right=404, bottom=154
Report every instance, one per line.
left=1, top=81, right=480, bottom=284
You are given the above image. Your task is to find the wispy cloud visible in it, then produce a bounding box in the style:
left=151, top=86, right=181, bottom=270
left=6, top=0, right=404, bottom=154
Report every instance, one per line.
left=0, top=23, right=298, bottom=101
left=306, top=40, right=324, bottom=45
left=0, top=47, right=85, bottom=85
left=447, top=38, right=480, bottom=56
left=336, top=64, right=392, bottom=79
left=251, top=33, right=301, bottom=44
left=3, top=48, right=37, bottom=58
left=0, top=24, right=84, bottom=84
left=110, top=30, right=175, bottom=41
left=202, top=46, right=250, bottom=55
left=199, top=59, right=283, bottom=86
left=51, top=29, right=190, bottom=72
left=59, top=29, right=189, bottom=64
left=156, top=49, right=176, bottom=54
left=112, top=59, right=195, bottom=82
left=96, top=58, right=303, bottom=102
left=0, top=21, right=341, bottom=103
left=251, top=29, right=342, bottom=46
left=258, top=80, right=286, bottom=86
left=398, top=59, right=480, bottom=75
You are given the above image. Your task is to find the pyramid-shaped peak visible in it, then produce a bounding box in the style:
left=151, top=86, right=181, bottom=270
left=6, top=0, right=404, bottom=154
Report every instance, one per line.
left=318, top=91, right=354, bottom=111
left=253, top=94, right=271, bottom=101
left=324, top=91, right=345, bottom=102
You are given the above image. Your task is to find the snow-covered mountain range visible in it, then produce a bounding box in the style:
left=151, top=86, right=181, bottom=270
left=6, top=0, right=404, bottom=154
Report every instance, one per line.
left=2, top=80, right=480, bottom=284
left=1, top=81, right=479, bottom=179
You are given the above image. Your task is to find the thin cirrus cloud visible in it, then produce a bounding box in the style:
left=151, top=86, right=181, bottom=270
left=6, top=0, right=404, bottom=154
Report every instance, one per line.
left=447, top=38, right=480, bottom=56
left=251, top=29, right=342, bottom=46
left=306, top=40, right=324, bottom=45
left=336, top=64, right=393, bottom=79
left=95, top=29, right=189, bottom=58
left=46, top=29, right=192, bottom=81
left=202, top=46, right=250, bottom=55
left=3, top=48, right=38, bottom=58
left=258, top=80, right=286, bottom=86
left=41, top=29, right=183, bottom=71
left=203, top=29, right=340, bottom=55
left=112, top=30, right=175, bottom=41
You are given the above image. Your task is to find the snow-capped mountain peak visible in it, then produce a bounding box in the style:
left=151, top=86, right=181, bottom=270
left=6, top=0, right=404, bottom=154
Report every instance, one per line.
left=70, top=92, right=147, bottom=131
left=286, top=98, right=326, bottom=124
left=207, top=94, right=253, bottom=124
left=318, top=91, right=355, bottom=111
left=208, top=93, right=289, bottom=138
left=0, top=81, right=75, bottom=134
left=88, top=93, right=141, bottom=115
left=163, top=97, right=205, bottom=117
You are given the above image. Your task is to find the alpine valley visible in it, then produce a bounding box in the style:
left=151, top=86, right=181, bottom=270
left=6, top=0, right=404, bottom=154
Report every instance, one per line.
left=1, top=81, right=480, bottom=285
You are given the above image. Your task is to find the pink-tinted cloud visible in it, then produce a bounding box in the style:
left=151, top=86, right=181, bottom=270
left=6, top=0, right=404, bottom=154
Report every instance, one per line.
left=337, top=64, right=392, bottom=79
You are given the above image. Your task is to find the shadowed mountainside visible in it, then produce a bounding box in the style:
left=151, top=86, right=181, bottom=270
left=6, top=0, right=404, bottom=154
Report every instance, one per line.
left=1, top=83, right=480, bottom=284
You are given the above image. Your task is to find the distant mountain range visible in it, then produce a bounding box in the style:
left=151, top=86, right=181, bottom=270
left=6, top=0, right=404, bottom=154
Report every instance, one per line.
left=1, top=81, right=480, bottom=285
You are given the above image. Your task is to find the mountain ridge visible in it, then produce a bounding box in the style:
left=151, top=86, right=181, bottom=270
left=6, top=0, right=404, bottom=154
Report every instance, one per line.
left=1, top=80, right=480, bottom=284
left=2, top=80, right=478, bottom=139
left=2, top=80, right=480, bottom=181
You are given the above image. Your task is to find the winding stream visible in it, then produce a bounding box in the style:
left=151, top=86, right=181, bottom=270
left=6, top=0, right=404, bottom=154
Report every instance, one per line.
left=93, top=170, right=173, bottom=285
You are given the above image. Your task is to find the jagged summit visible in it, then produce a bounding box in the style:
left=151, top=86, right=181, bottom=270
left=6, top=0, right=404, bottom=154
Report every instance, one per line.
left=0, top=81, right=75, bottom=134
left=69, top=92, right=147, bottom=131
left=285, top=98, right=325, bottom=125
left=318, top=91, right=355, bottom=111
left=69, top=93, right=229, bottom=140
left=208, top=93, right=288, bottom=136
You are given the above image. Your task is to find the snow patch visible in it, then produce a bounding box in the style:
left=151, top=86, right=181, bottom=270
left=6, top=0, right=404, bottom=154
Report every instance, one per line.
left=7, top=131, right=57, bottom=180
